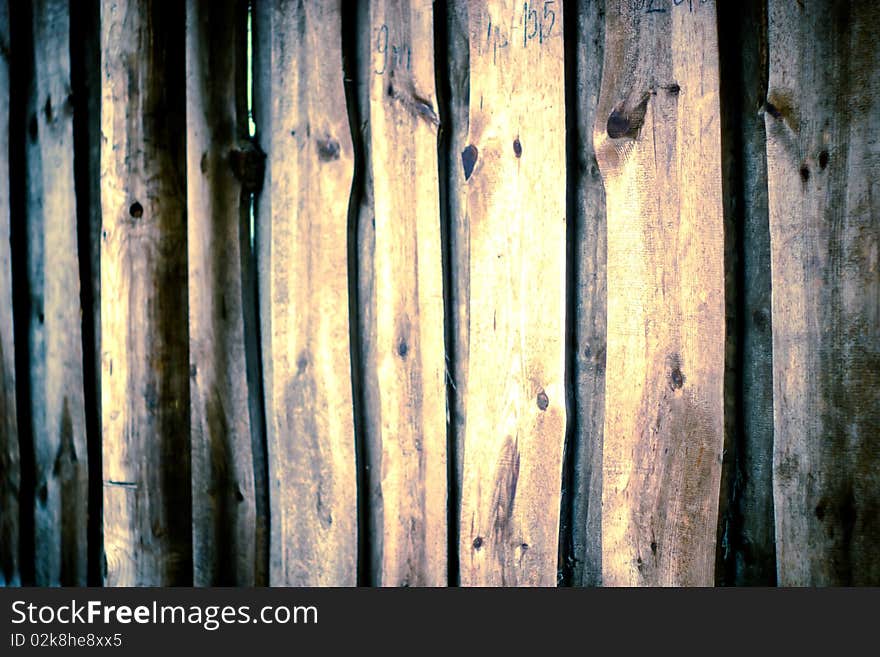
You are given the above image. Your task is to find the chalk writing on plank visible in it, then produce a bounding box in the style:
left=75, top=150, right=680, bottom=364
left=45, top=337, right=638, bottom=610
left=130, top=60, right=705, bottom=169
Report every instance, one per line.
left=374, top=24, right=412, bottom=76
left=629, top=0, right=710, bottom=13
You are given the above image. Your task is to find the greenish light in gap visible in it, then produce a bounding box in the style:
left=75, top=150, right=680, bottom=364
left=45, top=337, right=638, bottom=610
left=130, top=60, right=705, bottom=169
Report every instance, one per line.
left=247, top=3, right=255, bottom=248
left=247, top=5, right=255, bottom=138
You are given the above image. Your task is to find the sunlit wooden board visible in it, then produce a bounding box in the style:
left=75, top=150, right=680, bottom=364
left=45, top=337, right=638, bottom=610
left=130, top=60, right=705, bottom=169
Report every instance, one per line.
left=360, top=0, right=447, bottom=586
left=458, top=0, right=567, bottom=587
left=253, top=0, right=358, bottom=586
left=595, top=0, right=725, bottom=586
left=100, top=0, right=191, bottom=585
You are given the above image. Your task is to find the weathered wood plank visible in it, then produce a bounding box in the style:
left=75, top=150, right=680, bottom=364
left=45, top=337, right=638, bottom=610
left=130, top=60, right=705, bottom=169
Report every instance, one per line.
left=26, top=0, right=89, bottom=586
left=0, top=0, right=20, bottom=588
left=595, top=0, right=725, bottom=586
left=567, top=0, right=606, bottom=588
left=253, top=0, right=357, bottom=586
left=186, top=0, right=257, bottom=586
left=100, top=0, right=191, bottom=586
left=443, top=0, right=470, bottom=587
left=358, top=0, right=447, bottom=587
left=716, top=0, right=775, bottom=585
left=69, top=0, right=102, bottom=587
left=458, top=0, right=567, bottom=587
left=766, top=0, right=880, bottom=586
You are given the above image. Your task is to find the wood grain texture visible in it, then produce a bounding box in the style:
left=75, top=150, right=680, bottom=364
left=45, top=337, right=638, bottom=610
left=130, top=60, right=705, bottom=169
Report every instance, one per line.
left=186, top=0, right=257, bottom=586
left=26, top=0, right=89, bottom=586
left=358, top=0, right=447, bottom=587
left=567, top=0, right=606, bottom=587
left=766, top=0, right=880, bottom=586
left=443, top=0, right=470, bottom=586
left=458, top=0, right=567, bottom=587
left=100, top=0, right=191, bottom=586
left=0, top=0, right=20, bottom=588
left=595, top=0, right=725, bottom=586
left=716, top=0, right=775, bottom=585
left=253, top=0, right=357, bottom=586
left=69, top=0, right=103, bottom=587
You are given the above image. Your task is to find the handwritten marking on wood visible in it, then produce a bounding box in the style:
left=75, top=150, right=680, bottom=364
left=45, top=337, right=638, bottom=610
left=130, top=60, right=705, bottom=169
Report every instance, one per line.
left=186, top=0, right=258, bottom=586
left=458, top=0, right=567, bottom=587
left=766, top=0, right=880, bottom=585
left=101, top=0, right=191, bottom=585
left=0, top=0, right=20, bottom=588
left=362, top=0, right=447, bottom=586
left=254, top=0, right=357, bottom=586
left=26, top=0, right=89, bottom=586
left=595, top=0, right=724, bottom=586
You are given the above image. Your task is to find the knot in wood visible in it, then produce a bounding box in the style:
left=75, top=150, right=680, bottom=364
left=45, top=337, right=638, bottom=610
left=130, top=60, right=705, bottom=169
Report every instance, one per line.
left=229, top=140, right=266, bottom=193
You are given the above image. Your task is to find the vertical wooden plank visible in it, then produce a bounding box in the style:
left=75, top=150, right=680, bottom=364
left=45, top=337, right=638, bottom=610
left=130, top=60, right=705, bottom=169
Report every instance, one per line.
left=26, top=0, right=89, bottom=586
left=766, top=0, right=880, bottom=586
left=69, top=0, right=103, bottom=587
left=716, top=0, right=775, bottom=585
left=0, top=0, right=20, bottom=588
left=253, top=0, right=357, bottom=586
left=100, top=0, right=191, bottom=586
left=358, top=0, right=446, bottom=587
left=443, top=0, right=470, bottom=587
left=595, top=0, right=725, bottom=586
left=458, top=0, right=567, bottom=587
left=353, top=0, right=376, bottom=586
left=186, top=0, right=257, bottom=586
left=567, top=0, right=606, bottom=587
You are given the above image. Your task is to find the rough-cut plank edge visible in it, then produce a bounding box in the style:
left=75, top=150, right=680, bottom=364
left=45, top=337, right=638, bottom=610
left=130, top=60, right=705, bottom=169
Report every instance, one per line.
left=186, top=0, right=257, bottom=586
left=27, top=0, right=89, bottom=586
left=441, top=0, right=470, bottom=588
left=69, top=0, right=103, bottom=587
left=595, top=1, right=725, bottom=587
left=715, top=0, right=776, bottom=586
left=766, top=0, right=880, bottom=586
left=100, top=0, right=192, bottom=586
left=361, top=0, right=447, bottom=587
left=351, top=0, right=376, bottom=586
left=458, top=0, right=567, bottom=587
left=564, top=0, right=606, bottom=588
left=0, top=0, right=21, bottom=588
left=254, top=0, right=358, bottom=586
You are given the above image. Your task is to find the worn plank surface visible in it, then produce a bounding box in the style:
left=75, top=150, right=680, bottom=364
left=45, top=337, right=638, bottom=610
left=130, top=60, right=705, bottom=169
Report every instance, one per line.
left=186, top=0, right=257, bottom=586
left=443, top=0, right=470, bottom=587
left=458, top=0, right=567, bottom=587
left=766, top=0, right=880, bottom=586
left=253, top=0, right=357, bottom=586
left=69, top=0, right=102, bottom=586
left=100, top=0, right=191, bottom=586
left=566, top=0, right=606, bottom=588
left=0, top=0, right=20, bottom=588
left=716, top=0, right=775, bottom=586
left=25, top=0, right=89, bottom=586
left=595, top=0, right=725, bottom=586
left=358, top=0, right=447, bottom=587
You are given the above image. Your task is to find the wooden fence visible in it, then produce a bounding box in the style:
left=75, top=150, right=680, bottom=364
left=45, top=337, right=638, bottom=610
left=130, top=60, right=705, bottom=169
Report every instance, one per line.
left=0, top=0, right=877, bottom=587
